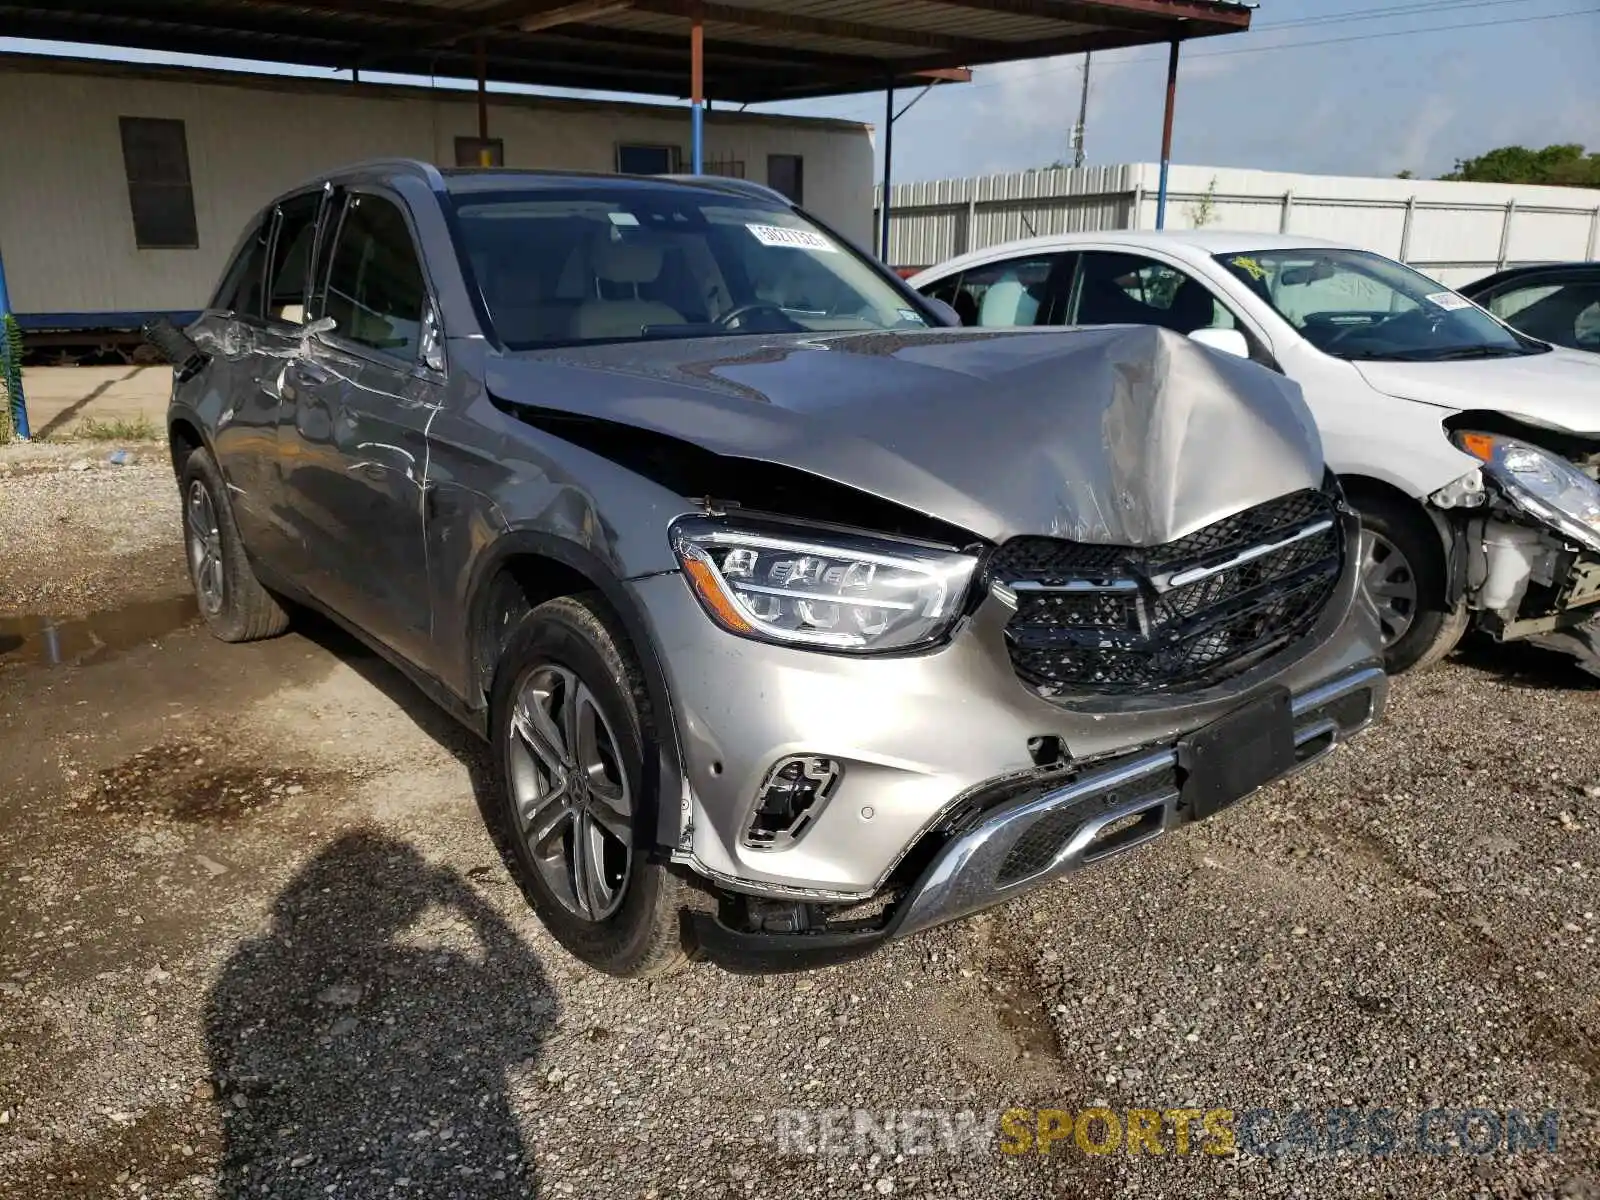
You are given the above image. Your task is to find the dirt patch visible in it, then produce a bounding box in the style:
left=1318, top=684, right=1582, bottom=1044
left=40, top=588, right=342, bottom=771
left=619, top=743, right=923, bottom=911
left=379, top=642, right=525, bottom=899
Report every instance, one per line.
left=80, top=741, right=335, bottom=825
left=0, top=457, right=186, bottom=615
left=3, top=1100, right=222, bottom=1199
left=978, top=924, right=1063, bottom=1067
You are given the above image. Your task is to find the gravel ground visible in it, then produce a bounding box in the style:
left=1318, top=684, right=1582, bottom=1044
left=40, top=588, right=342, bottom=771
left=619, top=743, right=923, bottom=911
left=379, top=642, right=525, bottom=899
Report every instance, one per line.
left=0, top=441, right=182, bottom=614
left=3, top=456, right=1599, bottom=1199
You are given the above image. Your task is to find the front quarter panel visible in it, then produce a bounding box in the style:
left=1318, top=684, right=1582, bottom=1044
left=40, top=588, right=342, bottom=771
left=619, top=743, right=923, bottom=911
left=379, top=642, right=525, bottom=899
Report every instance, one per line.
left=426, top=342, right=694, bottom=707
left=1277, top=344, right=1482, bottom=497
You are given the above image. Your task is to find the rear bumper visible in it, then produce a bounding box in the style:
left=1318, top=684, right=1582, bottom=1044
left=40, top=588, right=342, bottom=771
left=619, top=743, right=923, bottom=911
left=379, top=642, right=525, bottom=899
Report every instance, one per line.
left=685, top=663, right=1386, bottom=972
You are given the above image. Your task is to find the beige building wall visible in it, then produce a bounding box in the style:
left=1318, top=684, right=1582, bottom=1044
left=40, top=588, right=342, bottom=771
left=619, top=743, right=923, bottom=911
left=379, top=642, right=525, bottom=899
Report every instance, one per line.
left=0, top=55, right=875, bottom=316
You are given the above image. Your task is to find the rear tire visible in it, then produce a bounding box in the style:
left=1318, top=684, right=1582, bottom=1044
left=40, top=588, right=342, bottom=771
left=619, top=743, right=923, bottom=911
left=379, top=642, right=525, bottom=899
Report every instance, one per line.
left=487, top=593, right=688, bottom=979
left=179, top=448, right=289, bottom=643
left=1352, top=491, right=1467, bottom=674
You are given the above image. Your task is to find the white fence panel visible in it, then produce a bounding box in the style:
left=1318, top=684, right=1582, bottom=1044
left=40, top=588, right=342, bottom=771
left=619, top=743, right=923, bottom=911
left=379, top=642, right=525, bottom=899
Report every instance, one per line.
left=879, top=163, right=1600, bottom=284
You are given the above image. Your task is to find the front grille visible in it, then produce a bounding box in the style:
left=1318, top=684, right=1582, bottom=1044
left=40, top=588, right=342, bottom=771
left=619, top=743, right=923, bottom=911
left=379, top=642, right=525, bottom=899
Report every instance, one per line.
left=992, top=489, right=1344, bottom=694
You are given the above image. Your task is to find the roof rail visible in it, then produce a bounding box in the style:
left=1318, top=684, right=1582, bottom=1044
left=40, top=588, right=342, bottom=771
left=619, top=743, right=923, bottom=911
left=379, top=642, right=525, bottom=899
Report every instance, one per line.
left=280, top=157, right=448, bottom=198
left=661, top=174, right=790, bottom=206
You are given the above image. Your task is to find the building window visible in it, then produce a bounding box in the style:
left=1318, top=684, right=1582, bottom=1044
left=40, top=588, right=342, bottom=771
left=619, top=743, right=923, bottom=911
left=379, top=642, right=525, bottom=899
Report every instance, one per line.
left=768, top=154, right=803, bottom=205
left=705, top=157, right=746, bottom=179
left=119, top=117, right=198, bottom=249
left=617, top=144, right=680, bottom=175
left=455, top=137, right=504, bottom=167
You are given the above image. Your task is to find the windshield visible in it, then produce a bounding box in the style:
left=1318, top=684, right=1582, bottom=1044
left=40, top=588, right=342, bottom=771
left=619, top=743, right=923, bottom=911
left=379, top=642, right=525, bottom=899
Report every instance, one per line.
left=1214, top=248, right=1544, bottom=361
left=449, top=186, right=930, bottom=349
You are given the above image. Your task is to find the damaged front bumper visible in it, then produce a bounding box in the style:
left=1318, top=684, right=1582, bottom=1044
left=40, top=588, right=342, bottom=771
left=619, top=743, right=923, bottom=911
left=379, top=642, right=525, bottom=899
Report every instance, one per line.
left=628, top=511, right=1387, bottom=970
left=684, top=665, right=1385, bottom=973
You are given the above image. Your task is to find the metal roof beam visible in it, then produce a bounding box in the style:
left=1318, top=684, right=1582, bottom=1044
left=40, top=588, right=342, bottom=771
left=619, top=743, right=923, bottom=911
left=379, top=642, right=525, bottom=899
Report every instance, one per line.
left=623, top=0, right=998, bottom=54
left=420, top=0, right=607, bottom=45
left=513, top=25, right=894, bottom=73
left=916, top=0, right=1250, bottom=33
left=515, top=0, right=636, bottom=35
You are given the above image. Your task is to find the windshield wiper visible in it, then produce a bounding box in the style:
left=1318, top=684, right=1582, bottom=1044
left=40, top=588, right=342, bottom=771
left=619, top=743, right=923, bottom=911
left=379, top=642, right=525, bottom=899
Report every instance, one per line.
left=1335, top=349, right=1434, bottom=362
left=1413, top=345, right=1530, bottom=361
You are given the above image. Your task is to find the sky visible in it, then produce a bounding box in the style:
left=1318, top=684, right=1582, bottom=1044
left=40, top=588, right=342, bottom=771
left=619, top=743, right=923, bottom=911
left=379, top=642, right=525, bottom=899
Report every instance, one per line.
left=3, top=0, right=1597, bottom=185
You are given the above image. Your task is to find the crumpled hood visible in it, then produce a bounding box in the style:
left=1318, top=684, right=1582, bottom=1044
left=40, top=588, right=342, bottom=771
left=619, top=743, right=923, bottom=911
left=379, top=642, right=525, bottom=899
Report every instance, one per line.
left=1352, top=347, right=1600, bottom=434
left=487, top=325, right=1324, bottom=546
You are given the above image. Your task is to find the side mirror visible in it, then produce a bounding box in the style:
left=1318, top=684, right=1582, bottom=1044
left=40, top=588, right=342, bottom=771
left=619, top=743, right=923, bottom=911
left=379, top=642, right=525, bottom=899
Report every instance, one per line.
left=1189, top=327, right=1251, bottom=359
left=923, top=297, right=961, bottom=328
left=140, top=316, right=209, bottom=382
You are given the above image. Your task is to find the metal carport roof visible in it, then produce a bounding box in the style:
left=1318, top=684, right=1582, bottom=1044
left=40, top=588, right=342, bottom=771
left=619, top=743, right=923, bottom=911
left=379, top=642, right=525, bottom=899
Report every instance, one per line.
left=0, top=0, right=1254, bottom=103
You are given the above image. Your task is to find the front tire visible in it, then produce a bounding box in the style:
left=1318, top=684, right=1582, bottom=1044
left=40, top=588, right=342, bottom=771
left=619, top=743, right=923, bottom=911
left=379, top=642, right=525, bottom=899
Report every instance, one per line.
left=179, top=448, right=289, bottom=643
left=487, top=594, right=688, bottom=978
left=1353, top=492, right=1468, bottom=674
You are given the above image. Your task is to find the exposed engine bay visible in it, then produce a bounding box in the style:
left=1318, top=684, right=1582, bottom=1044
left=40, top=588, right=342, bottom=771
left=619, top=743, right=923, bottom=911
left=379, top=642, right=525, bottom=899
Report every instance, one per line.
left=1433, top=413, right=1600, bottom=674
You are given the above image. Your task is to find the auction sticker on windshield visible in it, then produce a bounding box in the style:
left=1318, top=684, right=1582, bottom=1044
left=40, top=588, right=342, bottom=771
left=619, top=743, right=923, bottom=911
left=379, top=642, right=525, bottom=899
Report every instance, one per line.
left=1425, top=291, right=1473, bottom=312
left=747, top=224, right=838, bottom=252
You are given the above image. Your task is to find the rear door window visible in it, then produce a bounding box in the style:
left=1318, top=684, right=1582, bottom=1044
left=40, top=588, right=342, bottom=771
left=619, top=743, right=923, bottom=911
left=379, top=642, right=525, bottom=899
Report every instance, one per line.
left=213, top=217, right=269, bottom=317
left=950, top=255, right=1067, bottom=328
left=265, top=191, right=322, bottom=327
left=1072, top=251, right=1237, bottom=335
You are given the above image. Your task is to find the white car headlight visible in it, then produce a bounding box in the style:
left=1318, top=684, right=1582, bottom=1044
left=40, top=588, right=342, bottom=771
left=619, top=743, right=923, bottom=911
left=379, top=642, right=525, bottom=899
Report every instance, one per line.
left=1453, top=430, right=1600, bottom=552
left=670, top=516, right=978, bottom=652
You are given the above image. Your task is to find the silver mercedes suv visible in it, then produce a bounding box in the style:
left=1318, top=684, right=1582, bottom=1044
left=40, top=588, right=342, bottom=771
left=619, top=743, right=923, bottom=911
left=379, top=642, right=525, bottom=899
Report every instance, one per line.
left=151, top=160, right=1388, bottom=976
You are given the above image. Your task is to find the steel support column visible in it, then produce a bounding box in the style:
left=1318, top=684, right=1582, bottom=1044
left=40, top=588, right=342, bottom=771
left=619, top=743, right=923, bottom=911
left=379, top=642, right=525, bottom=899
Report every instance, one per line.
left=475, top=38, right=492, bottom=165
left=691, top=7, right=705, bottom=174
left=879, top=74, right=895, bottom=262
left=1155, top=37, right=1180, bottom=230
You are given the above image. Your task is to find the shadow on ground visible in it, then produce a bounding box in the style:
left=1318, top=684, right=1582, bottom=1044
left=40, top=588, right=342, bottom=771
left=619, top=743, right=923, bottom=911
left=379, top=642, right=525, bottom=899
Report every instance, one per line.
left=1452, top=632, right=1600, bottom=692
left=206, top=831, right=557, bottom=1199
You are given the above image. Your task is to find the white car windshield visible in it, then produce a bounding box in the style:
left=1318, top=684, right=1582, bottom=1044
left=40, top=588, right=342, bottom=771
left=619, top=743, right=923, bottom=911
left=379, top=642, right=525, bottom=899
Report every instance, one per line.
left=450, top=185, right=931, bottom=349
left=1215, top=248, right=1545, bottom=362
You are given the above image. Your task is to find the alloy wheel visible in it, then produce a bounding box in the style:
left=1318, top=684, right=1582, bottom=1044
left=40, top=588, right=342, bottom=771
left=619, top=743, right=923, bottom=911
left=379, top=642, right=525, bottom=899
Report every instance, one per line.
left=1360, top=528, right=1419, bottom=646
left=506, top=663, right=633, bottom=921
left=186, top=480, right=225, bottom=616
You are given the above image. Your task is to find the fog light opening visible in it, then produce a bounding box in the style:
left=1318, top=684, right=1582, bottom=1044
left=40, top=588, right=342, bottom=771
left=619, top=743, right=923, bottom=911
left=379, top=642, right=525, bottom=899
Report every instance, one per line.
left=743, top=755, right=841, bottom=851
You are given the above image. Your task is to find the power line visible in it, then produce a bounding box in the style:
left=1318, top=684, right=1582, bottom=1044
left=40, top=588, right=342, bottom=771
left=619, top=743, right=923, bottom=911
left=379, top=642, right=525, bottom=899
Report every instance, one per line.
left=912, top=7, right=1600, bottom=98
left=762, top=5, right=1598, bottom=120
left=1259, top=0, right=1523, bottom=30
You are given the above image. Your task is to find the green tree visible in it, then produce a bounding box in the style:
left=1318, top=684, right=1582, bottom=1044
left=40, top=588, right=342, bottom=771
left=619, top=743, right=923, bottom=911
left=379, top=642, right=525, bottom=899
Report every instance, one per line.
left=1441, top=143, right=1600, bottom=187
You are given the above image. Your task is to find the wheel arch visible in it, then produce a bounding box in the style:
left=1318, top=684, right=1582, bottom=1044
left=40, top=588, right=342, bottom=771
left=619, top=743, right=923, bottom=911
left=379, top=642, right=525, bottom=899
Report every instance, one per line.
left=1340, top=470, right=1468, bottom=613
left=168, top=413, right=207, bottom=477
left=466, top=530, right=686, bottom=853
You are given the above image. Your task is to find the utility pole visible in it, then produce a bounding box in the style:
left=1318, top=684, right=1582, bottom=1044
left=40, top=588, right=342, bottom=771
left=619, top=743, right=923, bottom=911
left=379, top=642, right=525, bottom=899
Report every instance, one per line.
left=1072, top=51, right=1092, bottom=168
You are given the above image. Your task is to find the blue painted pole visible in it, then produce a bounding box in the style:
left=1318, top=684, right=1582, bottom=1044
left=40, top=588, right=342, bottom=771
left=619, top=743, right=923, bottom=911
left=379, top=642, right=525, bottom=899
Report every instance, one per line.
left=690, top=11, right=704, bottom=174
left=1155, top=38, right=1180, bottom=231
left=0, top=241, right=29, bottom=440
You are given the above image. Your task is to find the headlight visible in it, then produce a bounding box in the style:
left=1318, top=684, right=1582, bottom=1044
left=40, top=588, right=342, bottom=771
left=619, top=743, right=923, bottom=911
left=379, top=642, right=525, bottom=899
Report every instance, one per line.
left=1453, top=431, right=1600, bottom=552
left=670, top=515, right=978, bottom=652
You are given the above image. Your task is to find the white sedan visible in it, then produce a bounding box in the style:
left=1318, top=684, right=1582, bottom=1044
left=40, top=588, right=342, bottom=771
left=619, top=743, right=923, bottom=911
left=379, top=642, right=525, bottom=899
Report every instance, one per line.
left=911, top=231, right=1600, bottom=675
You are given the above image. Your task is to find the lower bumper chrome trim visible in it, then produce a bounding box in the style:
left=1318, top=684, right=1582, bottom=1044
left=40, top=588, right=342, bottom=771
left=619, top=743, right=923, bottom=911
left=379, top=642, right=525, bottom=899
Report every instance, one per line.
left=889, top=663, right=1386, bottom=940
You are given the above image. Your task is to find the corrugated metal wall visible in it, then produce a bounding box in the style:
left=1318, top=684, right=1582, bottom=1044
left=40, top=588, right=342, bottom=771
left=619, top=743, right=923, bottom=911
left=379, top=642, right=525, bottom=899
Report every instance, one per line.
left=878, top=165, right=1140, bottom=270
left=0, top=59, right=874, bottom=316
left=878, top=163, right=1600, bottom=286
